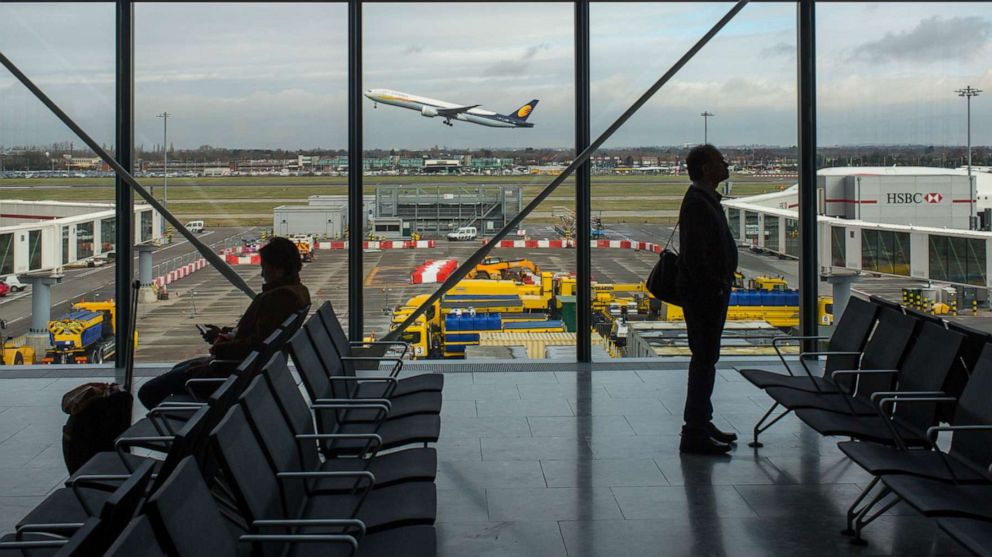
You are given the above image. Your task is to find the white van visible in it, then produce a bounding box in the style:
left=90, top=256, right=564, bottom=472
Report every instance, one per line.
left=446, top=226, right=478, bottom=241
left=185, top=221, right=205, bottom=233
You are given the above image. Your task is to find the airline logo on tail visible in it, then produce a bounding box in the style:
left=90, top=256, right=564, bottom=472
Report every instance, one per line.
left=511, top=100, right=539, bottom=122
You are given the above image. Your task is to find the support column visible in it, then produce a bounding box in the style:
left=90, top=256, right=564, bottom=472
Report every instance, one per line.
left=115, top=0, right=135, bottom=383
left=24, top=275, right=62, bottom=357
left=137, top=244, right=156, bottom=303
left=347, top=0, right=364, bottom=341
left=824, top=270, right=858, bottom=327
left=797, top=0, right=818, bottom=355
left=575, top=0, right=591, bottom=363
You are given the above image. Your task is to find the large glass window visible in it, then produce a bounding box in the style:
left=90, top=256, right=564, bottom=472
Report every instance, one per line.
left=863, top=229, right=910, bottom=276
left=744, top=211, right=759, bottom=243
left=764, top=216, right=779, bottom=252
left=101, top=217, right=116, bottom=253
left=0, top=233, right=12, bottom=275
left=140, top=211, right=152, bottom=243
left=785, top=218, right=800, bottom=257
left=28, top=230, right=42, bottom=271
left=830, top=226, right=845, bottom=267
left=76, top=222, right=94, bottom=260
left=62, top=226, right=70, bottom=264
left=930, top=235, right=987, bottom=286
left=728, top=208, right=741, bottom=241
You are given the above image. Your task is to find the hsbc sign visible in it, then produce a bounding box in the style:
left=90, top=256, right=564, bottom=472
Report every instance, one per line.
left=886, top=192, right=943, bottom=204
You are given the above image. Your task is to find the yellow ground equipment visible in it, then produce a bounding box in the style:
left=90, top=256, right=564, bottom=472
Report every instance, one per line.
left=662, top=291, right=834, bottom=328
left=290, top=235, right=315, bottom=263
left=466, top=257, right=540, bottom=280
left=0, top=319, right=35, bottom=365
left=44, top=301, right=128, bottom=365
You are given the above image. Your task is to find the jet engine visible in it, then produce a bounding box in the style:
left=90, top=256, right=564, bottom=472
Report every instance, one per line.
left=420, top=106, right=438, bottom=118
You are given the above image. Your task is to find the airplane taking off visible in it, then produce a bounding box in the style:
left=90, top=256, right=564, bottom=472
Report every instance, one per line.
left=365, top=89, right=538, bottom=128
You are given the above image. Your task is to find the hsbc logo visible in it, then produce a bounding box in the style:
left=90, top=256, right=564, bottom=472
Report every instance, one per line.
left=886, top=192, right=943, bottom=204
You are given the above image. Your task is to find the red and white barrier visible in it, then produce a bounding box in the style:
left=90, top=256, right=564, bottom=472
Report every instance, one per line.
left=411, top=258, right=457, bottom=284
left=152, top=258, right=208, bottom=290
left=317, top=240, right=437, bottom=250
left=225, top=253, right=262, bottom=265
left=490, top=238, right=661, bottom=253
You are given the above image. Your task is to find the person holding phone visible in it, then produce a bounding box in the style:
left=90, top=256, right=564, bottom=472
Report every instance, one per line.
left=137, top=237, right=310, bottom=410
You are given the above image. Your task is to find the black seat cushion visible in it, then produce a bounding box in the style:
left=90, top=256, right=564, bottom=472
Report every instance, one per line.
left=937, top=517, right=992, bottom=556
left=794, top=409, right=929, bottom=447
left=16, top=488, right=106, bottom=530
left=355, top=374, right=444, bottom=398
left=302, top=482, right=436, bottom=534
left=337, top=391, right=442, bottom=423
left=317, top=448, right=437, bottom=489
left=838, top=442, right=992, bottom=483
left=737, top=368, right=837, bottom=393
left=322, top=414, right=440, bottom=455
left=765, top=386, right=874, bottom=414
left=883, top=475, right=992, bottom=519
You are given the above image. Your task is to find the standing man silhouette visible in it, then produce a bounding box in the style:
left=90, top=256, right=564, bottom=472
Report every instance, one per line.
left=677, top=144, right=739, bottom=455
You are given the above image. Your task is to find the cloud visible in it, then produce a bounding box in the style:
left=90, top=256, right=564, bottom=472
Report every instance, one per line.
left=852, top=16, right=992, bottom=64
left=760, top=41, right=794, bottom=58
left=485, top=42, right=551, bottom=77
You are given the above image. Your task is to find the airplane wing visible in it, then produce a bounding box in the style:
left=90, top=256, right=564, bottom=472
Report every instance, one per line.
left=435, top=105, right=480, bottom=117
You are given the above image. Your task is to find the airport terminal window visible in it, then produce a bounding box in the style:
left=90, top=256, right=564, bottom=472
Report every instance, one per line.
left=764, top=216, right=779, bottom=252
left=892, top=232, right=910, bottom=277
left=140, top=211, right=152, bottom=243
left=101, top=217, right=115, bottom=253
left=728, top=208, right=741, bottom=240
left=28, top=230, right=42, bottom=271
left=831, top=226, right=845, bottom=267
left=862, top=230, right=909, bottom=276
left=76, top=222, right=94, bottom=260
left=930, top=236, right=987, bottom=287
left=744, top=211, right=758, bottom=243
left=62, top=226, right=70, bottom=265
left=785, top=218, right=799, bottom=257
left=0, top=234, right=12, bottom=275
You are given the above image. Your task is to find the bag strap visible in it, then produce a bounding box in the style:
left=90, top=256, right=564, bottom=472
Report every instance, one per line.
left=663, top=222, right=680, bottom=253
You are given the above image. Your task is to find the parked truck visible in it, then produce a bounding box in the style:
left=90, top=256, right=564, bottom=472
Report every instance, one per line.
left=43, top=301, right=122, bottom=364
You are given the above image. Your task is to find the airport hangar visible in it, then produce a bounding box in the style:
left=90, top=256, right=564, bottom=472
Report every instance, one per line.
left=722, top=167, right=992, bottom=314
left=272, top=184, right=524, bottom=239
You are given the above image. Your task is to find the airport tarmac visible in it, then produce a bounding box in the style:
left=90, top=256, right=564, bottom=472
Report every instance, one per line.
left=6, top=219, right=984, bottom=365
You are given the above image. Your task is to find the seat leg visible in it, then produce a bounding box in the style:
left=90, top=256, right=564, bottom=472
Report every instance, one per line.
left=749, top=402, right=789, bottom=448
left=842, top=476, right=880, bottom=536
left=851, top=486, right=899, bottom=546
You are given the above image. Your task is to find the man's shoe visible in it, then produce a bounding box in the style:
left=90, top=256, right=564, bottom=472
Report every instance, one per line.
left=679, top=435, right=733, bottom=455
left=706, top=422, right=738, bottom=444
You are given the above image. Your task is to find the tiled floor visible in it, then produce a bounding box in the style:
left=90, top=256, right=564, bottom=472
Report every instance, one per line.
left=0, top=362, right=968, bottom=556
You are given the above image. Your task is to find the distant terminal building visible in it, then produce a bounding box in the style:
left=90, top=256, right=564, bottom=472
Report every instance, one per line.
left=723, top=167, right=992, bottom=288
left=0, top=200, right=160, bottom=275
left=272, top=184, right=523, bottom=239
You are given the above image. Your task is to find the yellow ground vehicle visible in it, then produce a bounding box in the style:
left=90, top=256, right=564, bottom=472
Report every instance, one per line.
left=465, top=257, right=540, bottom=280
left=662, top=293, right=834, bottom=328
left=751, top=276, right=789, bottom=291
left=44, top=301, right=123, bottom=364
left=0, top=320, right=35, bottom=365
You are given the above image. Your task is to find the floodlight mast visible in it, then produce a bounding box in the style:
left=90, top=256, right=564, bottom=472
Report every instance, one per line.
left=701, top=111, right=714, bottom=144
left=156, top=111, right=170, bottom=234
left=956, top=86, right=981, bottom=229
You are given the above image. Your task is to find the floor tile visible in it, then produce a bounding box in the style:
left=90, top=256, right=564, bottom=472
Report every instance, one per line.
left=527, top=415, right=634, bottom=438
left=436, top=460, right=546, bottom=491
left=611, top=485, right=759, bottom=520
left=654, top=454, right=789, bottom=486
left=568, top=397, right=671, bottom=417
left=482, top=436, right=592, bottom=461
left=541, top=458, right=669, bottom=488
left=486, top=487, right=623, bottom=521
left=436, top=488, right=490, bottom=523
left=477, top=398, right=573, bottom=417
left=441, top=416, right=531, bottom=438
left=437, top=521, right=568, bottom=557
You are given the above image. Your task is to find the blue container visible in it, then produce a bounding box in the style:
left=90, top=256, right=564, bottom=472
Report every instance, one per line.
left=729, top=291, right=739, bottom=306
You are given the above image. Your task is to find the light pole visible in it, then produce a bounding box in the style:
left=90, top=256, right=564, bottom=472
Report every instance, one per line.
left=700, top=111, right=714, bottom=144
left=156, top=112, right=171, bottom=234
left=956, top=86, right=981, bottom=229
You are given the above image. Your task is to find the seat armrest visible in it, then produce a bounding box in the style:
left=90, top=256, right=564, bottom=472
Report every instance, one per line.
left=870, top=390, right=947, bottom=403
left=927, top=424, right=992, bottom=443
left=252, top=518, right=365, bottom=537
left=240, top=534, right=357, bottom=555
left=877, top=396, right=956, bottom=414
left=830, top=369, right=899, bottom=378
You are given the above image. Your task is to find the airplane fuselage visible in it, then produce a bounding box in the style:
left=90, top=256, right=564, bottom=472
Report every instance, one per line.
left=365, top=89, right=534, bottom=128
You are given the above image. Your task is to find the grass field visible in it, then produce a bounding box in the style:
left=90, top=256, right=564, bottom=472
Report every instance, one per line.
left=0, top=174, right=791, bottom=226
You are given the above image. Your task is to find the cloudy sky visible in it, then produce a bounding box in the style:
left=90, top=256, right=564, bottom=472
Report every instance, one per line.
left=1, top=2, right=990, bottom=150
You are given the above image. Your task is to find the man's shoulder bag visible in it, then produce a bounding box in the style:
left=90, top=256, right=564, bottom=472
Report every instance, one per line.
left=646, top=223, right=681, bottom=305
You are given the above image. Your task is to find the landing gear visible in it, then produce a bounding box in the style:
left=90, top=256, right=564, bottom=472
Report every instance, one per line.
left=443, top=118, right=453, bottom=127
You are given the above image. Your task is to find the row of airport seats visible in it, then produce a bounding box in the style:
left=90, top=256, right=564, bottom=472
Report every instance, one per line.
left=738, top=295, right=992, bottom=554
left=0, top=301, right=442, bottom=556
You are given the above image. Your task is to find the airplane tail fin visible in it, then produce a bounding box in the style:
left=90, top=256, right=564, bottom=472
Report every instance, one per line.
left=504, top=99, right=539, bottom=122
